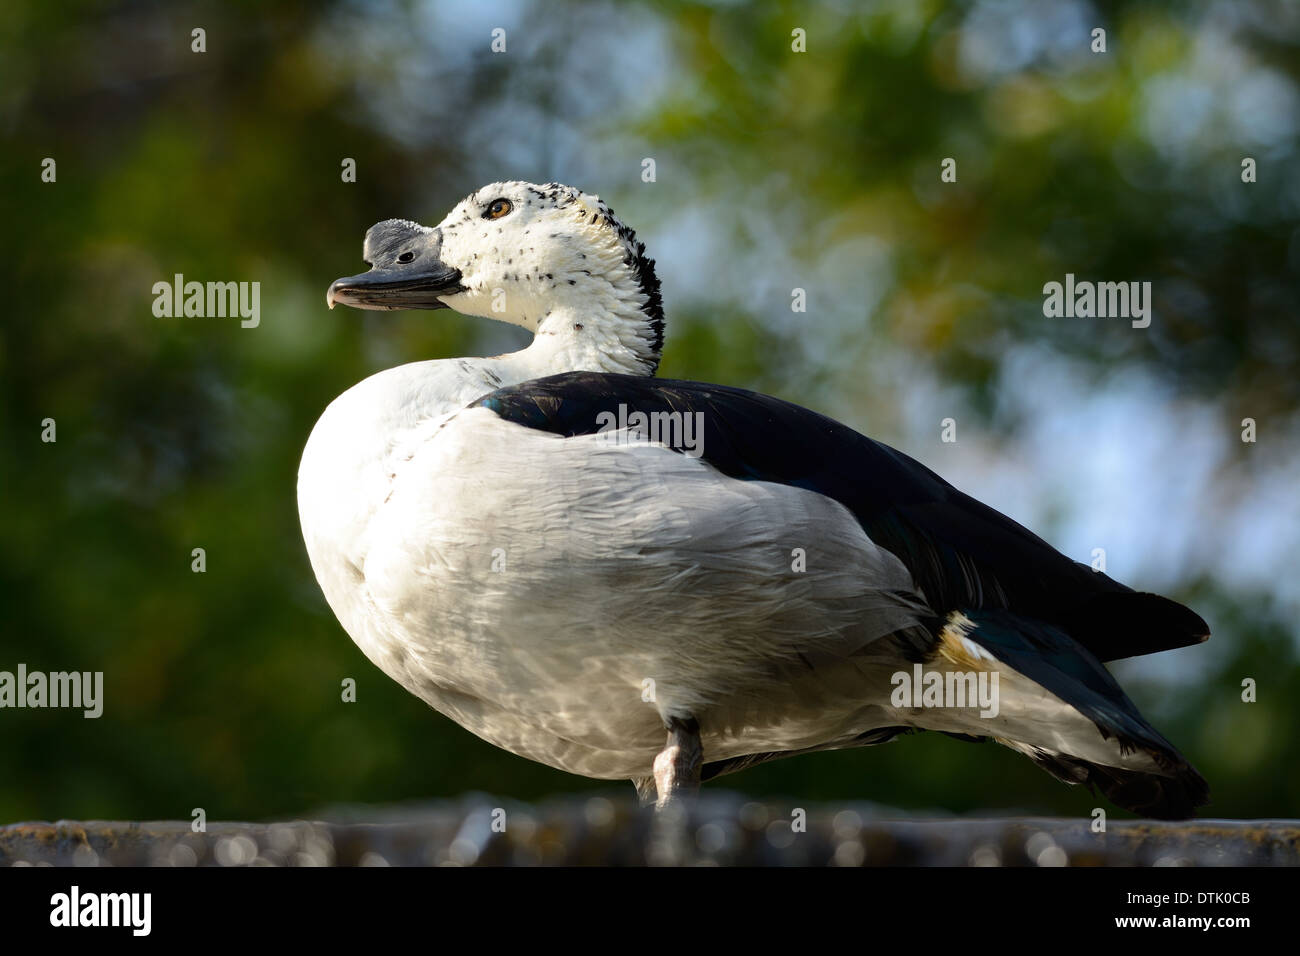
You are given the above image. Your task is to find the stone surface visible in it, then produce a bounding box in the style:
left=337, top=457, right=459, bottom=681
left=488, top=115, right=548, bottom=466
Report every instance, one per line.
left=2, top=793, right=1296, bottom=866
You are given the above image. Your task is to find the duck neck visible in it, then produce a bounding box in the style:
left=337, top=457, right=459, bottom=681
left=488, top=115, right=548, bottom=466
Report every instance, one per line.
left=500, top=300, right=663, bottom=382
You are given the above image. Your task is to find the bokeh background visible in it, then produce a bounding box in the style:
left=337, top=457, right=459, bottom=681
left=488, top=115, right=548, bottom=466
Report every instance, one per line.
left=2, top=0, right=1298, bottom=823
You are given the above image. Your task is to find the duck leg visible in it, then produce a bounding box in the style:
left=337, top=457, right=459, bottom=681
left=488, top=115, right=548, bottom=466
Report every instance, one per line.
left=651, top=716, right=702, bottom=810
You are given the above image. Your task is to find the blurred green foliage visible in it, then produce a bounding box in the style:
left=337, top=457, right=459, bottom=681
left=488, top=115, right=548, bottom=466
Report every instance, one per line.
left=1, top=0, right=1297, bottom=822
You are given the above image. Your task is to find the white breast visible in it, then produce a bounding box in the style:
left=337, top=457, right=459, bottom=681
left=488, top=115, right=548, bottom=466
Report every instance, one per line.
left=297, top=359, right=500, bottom=643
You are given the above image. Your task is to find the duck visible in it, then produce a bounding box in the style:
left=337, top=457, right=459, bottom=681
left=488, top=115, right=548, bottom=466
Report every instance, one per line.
left=298, top=181, right=1209, bottom=817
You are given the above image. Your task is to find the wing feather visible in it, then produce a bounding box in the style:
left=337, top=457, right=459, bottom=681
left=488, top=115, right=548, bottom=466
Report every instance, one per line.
left=474, top=372, right=1209, bottom=663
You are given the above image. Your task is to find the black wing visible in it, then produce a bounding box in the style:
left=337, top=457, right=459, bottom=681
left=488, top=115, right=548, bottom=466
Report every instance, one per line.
left=472, top=372, right=1209, bottom=663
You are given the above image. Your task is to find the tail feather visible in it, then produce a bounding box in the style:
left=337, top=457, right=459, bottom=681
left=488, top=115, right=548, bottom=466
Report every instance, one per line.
left=952, top=607, right=1210, bottom=819
left=1025, top=749, right=1210, bottom=820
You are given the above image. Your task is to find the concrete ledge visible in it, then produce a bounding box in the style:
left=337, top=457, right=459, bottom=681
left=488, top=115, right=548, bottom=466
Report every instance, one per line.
left=3, top=794, right=1296, bottom=866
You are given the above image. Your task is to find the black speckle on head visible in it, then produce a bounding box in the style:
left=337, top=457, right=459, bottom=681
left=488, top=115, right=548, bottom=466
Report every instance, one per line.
left=610, top=215, right=665, bottom=372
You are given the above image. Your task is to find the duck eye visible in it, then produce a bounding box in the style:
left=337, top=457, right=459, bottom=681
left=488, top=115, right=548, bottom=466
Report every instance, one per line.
left=485, top=198, right=513, bottom=220
left=397, top=251, right=415, bottom=263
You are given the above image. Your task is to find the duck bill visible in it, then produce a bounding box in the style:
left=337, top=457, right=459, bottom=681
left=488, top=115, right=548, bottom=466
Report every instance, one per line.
left=326, top=262, right=463, bottom=311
